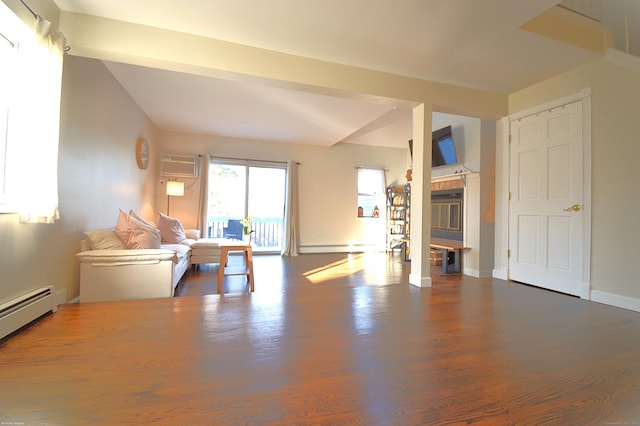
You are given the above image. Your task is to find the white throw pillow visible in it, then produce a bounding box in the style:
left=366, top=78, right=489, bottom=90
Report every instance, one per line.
left=84, top=229, right=127, bottom=250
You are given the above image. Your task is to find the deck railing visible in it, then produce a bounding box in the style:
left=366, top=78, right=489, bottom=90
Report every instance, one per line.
left=206, top=217, right=284, bottom=251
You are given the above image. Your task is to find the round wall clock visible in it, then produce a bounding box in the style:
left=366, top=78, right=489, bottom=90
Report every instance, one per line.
left=136, top=137, right=149, bottom=169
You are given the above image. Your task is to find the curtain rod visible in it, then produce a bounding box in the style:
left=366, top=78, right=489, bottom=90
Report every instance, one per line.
left=17, top=0, right=70, bottom=51
left=209, top=155, right=300, bottom=166
left=18, top=0, right=37, bottom=20
left=355, top=166, right=388, bottom=171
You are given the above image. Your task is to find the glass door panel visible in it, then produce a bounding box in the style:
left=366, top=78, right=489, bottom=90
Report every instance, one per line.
left=248, top=166, right=286, bottom=251
left=206, top=163, right=246, bottom=238
left=206, top=160, right=286, bottom=252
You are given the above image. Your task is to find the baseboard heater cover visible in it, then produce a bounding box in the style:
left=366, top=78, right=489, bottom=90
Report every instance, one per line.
left=0, top=286, right=57, bottom=340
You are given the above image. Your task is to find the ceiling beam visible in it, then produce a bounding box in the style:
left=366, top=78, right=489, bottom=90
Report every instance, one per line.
left=59, top=11, right=508, bottom=120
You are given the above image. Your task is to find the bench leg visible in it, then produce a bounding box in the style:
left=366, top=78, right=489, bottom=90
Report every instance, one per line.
left=444, top=249, right=462, bottom=274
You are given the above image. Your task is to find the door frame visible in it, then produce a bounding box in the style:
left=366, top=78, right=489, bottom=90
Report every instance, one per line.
left=495, top=88, right=592, bottom=300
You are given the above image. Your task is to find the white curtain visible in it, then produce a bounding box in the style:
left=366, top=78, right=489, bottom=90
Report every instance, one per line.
left=197, top=154, right=210, bottom=237
left=7, top=17, right=65, bottom=223
left=281, top=161, right=300, bottom=256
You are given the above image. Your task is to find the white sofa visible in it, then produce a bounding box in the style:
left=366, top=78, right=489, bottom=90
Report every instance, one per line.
left=76, top=229, right=200, bottom=302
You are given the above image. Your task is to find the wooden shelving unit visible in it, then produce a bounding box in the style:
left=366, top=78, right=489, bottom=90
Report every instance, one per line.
left=386, top=183, right=411, bottom=261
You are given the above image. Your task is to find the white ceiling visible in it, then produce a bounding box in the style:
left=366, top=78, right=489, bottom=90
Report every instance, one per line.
left=52, top=0, right=623, bottom=148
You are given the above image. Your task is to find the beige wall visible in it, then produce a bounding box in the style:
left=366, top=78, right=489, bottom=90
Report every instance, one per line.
left=158, top=132, right=409, bottom=251
left=508, top=52, right=640, bottom=304
left=1, top=53, right=158, bottom=304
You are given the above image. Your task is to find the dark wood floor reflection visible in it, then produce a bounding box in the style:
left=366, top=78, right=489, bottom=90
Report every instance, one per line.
left=2, top=253, right=640, bottom=425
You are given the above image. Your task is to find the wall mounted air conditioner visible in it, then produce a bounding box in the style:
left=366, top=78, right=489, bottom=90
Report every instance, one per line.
left=160, top=154, right=199, bottom=178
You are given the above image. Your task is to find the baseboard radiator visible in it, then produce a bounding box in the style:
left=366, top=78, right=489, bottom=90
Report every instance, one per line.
left=0, top=286, right=57, bottom=340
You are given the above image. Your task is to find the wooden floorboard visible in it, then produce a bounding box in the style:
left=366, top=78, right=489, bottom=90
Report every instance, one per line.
left=1, top=252, right=640, bottom=424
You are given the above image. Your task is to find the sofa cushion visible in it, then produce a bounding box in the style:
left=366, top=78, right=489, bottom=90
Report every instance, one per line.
left=77, top=249, right=177, bottom=264
left=84, top=229, right=127, bottom=250
left=190, top=238, right=227, bottom=248
left=157, top=213, right=187, bottom=244
left=160, top=243, right=191, bottom=260
left=115, top=210, right=162, bottom=250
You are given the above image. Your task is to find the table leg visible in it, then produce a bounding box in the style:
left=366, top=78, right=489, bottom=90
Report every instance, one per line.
left=217, top=247, right=228, bottom=294
left=246, top=247, right=254, bottom=292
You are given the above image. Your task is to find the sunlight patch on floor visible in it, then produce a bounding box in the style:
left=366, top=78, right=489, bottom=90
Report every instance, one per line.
left=303, top=252, right=394, bottom=285
left=303, top=253, right=366, bottom=284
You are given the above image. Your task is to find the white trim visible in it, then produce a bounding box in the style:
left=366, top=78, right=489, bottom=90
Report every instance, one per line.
left=492, top=116, right=510, bottom=281
left=580, top=92, right=592, bottom=300
left=299, top=244, right=384, bottom=254
left=464, top=268, right=493, bottom=279
left=506, top=88, right=592, bottom=298
left=492, top=268, right=508, bottom=280
left=508, top=88, right=591, bottom=121
left=591, top=290, right=640, bottom=313
left=409, top=273, right=432, bottom=288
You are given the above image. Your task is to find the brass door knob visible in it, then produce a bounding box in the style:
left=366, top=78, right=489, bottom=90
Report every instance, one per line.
left=563, top=204, right=582, bottom=212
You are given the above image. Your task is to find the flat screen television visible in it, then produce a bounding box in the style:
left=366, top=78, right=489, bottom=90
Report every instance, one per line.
left=432, top=125, right=457, bottom=167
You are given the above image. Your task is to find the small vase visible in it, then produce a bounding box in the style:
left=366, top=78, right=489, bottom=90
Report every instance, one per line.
left=242, top=234, right=251, bottom=243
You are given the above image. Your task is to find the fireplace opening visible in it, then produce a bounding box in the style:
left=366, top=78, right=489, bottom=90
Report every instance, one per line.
left=431, top=188, right=463, bottom=241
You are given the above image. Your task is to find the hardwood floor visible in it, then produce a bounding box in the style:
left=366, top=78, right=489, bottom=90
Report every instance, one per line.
left=2, top=252, right=640, bottom=424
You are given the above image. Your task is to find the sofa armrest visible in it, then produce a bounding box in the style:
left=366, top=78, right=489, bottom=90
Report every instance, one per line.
left=184, top=229, right=201, bottom=240
left=76, top=249, right=178, bottom=265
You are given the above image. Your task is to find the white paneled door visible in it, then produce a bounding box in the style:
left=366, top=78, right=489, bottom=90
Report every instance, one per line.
left=509, top=100, right=584, bottom=296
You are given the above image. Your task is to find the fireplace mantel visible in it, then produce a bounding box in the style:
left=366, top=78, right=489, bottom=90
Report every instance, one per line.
left=431, top=172, right=477, bottom=191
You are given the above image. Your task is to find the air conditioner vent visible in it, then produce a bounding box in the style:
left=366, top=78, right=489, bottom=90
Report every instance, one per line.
left=161, top=154, right=199, bottom=178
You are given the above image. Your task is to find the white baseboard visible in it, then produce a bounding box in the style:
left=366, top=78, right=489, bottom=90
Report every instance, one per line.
left=492, top=268, right=508, bottom=280
left=590, top=290, right=640, bottom=313
left=463, top=268, right=493, bottom=278
left=299, top=244, right=384, bottom=254
left=409, top=273, right=432, bottom=288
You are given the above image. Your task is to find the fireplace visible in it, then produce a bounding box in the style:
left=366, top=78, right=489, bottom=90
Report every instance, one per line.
left=431, top=188, right=463, bottom=241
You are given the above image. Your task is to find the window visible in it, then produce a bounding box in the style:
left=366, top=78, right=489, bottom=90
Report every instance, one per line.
left=0, top=30, right=16, bottom=207
left=431, top=202, right=461, bottom=231
left=357, top=168, right=385, bottom=217
left=0, top=2, right=66, bottom=221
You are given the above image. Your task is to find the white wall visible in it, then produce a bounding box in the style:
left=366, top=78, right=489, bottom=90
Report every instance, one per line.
left=158, top=132, right=409, bottom=251
left=432, top=113, right=482, bottom=176
left=506, top=51, right=640, bottom=310
left=0, top=54, right=158, bottom=304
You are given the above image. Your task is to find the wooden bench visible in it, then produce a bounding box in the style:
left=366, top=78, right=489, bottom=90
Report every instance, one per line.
left=430, top=238, right=470, bottom=275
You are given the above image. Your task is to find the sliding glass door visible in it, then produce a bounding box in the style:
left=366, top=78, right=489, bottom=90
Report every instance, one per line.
left=205, top=159, right=286, bottom=252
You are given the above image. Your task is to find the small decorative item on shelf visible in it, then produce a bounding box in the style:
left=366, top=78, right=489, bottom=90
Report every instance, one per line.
left=373, top=206, right=379, bottom=218
left=240, top=216, right=254, bottom=243
left=358, top=206, right=364, bottom=217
